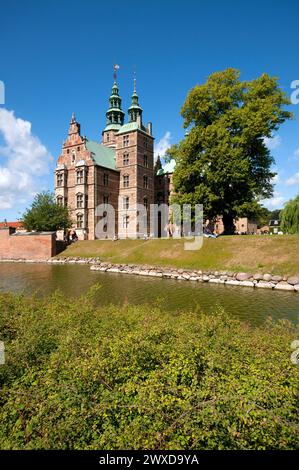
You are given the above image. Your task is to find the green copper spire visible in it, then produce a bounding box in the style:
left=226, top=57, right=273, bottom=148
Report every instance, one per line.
left=104, top=79, right=125, bottom=132
left=128, top=78, right=143, bottom=124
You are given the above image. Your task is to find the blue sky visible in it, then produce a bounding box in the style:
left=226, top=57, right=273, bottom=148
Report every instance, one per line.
left=1, top=0, right=299, bottom=220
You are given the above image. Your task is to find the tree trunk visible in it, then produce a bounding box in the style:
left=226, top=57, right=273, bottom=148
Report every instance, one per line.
left=222, top=213, right=235, bottom=235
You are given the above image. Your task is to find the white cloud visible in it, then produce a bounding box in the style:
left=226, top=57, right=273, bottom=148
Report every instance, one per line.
left=0, top=108, right=52, bottom=211
left=261, top=192, right=285, bottom=209
left=271, top=173, right=280, bottom=184
left=154, top=131, right=171, bottom=160
left=294, top=148, right=299, bottom=158
left=286, top=172, right=299, bottom=187
left=263, top=135, right=281, bottom=150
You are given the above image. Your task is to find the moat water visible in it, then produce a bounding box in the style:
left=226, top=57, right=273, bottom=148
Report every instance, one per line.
left=0, top=263, right=298, bottom=324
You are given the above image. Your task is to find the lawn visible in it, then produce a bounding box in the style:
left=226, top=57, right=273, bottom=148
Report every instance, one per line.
left=59, top=235, right=299, bottom=276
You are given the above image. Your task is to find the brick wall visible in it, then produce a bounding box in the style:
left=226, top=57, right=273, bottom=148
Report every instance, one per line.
left=0, top=228, right=56, bottom=260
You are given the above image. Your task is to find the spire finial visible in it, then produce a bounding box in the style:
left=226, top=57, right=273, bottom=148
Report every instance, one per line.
left=71, top=112, right=76, bottom=122
left=133, top=67, right=136, bottom=93
left=113, top=64, right=120, bottom=83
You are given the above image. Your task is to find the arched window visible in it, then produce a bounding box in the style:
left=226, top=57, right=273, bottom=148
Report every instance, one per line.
left=56, top=196, right=63, bottom=206
left=143, top=196, right=148, bottom=210
left=143, top=175, right=148, bottom=189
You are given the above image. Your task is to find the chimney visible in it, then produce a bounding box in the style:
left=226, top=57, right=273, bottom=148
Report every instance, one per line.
left=148, top=122, right=152, bottom=135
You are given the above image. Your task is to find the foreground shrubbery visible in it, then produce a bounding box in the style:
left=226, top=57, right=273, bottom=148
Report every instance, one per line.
left=0, top=286, right=298, bottom=450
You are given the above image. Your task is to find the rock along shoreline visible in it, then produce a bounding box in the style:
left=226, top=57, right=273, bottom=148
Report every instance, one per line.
left=1, top=257, right=299, bottom=293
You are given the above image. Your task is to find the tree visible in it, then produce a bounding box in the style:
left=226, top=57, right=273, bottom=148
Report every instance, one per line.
left=169, top=69, right=292, bottom=233
left=281, top=195, right=299, bottom=234
left=22, top=192, right=71, bottom=232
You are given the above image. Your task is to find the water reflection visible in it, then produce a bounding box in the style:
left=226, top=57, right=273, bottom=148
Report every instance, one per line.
left=0, top=263, right=298, bottom=324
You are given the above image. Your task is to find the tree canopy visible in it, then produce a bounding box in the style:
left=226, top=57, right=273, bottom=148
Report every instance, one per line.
left=22, top=192, right=71, bottom=232
left=169, top=68, right=292, bottom=233
left=281, top=195, right=299, bottom=234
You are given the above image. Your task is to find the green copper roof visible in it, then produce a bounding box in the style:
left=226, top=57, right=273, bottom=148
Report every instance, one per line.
left=86, top=139, right=117, bottom=171
left=117, top=122, right=148, bottom=135
left=104, top=123, right=122, bottom=131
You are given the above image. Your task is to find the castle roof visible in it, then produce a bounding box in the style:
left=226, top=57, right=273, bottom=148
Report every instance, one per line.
left=117, top=121, right=149, bottom=135
left=86, top=139, right=117, bottom=171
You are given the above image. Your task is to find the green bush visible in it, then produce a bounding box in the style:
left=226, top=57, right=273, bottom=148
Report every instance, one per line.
left=0, top=286, right=298, bottom=450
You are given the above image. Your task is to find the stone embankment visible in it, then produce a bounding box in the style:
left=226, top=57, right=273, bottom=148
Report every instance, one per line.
left=1, top=257, right=298, bottom=292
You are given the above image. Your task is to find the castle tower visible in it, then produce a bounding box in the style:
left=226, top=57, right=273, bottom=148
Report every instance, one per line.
left=115, top=79, right=155, bottom=238
left=102, top=80, right=125, bottom=148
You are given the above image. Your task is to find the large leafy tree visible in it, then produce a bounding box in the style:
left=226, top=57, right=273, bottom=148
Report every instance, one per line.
left=281, top=195, right=299, bottom=234
left=23, top=192, right=71, bottom=232
left=169, top=69, right=292, bottom=233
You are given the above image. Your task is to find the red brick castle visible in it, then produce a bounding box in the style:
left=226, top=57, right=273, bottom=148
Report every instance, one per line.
left=55, top=75, right=173, bottom=240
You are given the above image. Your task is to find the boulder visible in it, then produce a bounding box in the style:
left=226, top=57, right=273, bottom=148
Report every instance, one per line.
left=274, top=282, right=295, bottom=291
left=256, top=281, right=274, bottom=289
left=236, top=272, right=251, bottom=281
left=293, top=284, right=299, bottom=292
left=271, top=275, right=283, bottom=282
left=263, top=273, right=272, bottom=281
left=225, top=280, right=240, bottom=286
left=239, top=281, right=255, bottom=287
left=287, top=276, right=299, bottom=286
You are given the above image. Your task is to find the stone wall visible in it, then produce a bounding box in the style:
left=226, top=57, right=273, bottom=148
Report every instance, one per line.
left=0, top=228, right=56, bottom=260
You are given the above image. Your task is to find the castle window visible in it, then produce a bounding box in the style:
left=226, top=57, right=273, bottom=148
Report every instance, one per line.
left=85, top=195, right=88, bottom=209
left=144, top=137, right=148, bottom=149
left=123, top=153, right=129, bottom=165
left=107, top=133, right=110, bottom=142
left=103, top=173, right=109, bottom=186
left=77, top=146, right=80, bottom=151
left=143, top=175, right=148, bottom=189
left=123, top=175, right=129, bottom=188
left=77, top=193, right=84, bottom=209
left=72, top=152, right=76, bottom=163
left=76, top=169, right=84, bottom=185
left=123, top=135, right=129, bottom=147
left=67, top=149, right=70, bottom=154
left=143, top=197, right=148, bottom=210
left=123, top=196, right=129, bottom=210
left=57, top=173, right=64, bottom=187
left=56, top=196, right=63, bottom=206
left=77, top=213, right=83, bottom=229
left=122, top=215, right=129, bottom=229
left=143, top=154, right=148, bottom=167
left=103, top=195, right=109, bottom=206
